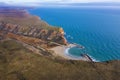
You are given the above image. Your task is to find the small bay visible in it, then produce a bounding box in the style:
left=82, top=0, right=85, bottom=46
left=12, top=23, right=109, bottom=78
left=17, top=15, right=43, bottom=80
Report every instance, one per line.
left=29, top=7, right=120, bottom=61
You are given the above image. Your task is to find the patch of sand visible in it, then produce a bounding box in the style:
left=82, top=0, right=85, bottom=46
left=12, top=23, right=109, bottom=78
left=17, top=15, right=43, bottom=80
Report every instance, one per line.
left=49, top=44, right=88, bottom=61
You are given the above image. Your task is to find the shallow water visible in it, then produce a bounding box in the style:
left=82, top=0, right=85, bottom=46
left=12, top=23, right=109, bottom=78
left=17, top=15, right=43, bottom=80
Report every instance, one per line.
left=29, top=7, right=120, bottom=61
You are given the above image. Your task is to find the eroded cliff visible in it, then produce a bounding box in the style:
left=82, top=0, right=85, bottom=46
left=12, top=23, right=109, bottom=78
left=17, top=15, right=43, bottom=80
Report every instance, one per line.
left=0, top=8, right=67, bottom=47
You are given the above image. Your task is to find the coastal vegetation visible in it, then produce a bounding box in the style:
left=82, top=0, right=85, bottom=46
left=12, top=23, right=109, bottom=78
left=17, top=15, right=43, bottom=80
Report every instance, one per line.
left=0, top=8, right=67, bottom=46
left=0, top=8, right=120, bottom=80
left=0, top=40, right=120, bottom=80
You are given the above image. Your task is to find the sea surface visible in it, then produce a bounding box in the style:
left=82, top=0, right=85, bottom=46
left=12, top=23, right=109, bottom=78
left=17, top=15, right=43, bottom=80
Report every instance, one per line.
left=29, top=7, right=120, bottom=62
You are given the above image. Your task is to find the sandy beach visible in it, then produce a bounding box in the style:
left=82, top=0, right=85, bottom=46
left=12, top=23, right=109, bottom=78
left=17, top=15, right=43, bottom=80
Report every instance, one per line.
left=49, top=44, right=90, bottom=61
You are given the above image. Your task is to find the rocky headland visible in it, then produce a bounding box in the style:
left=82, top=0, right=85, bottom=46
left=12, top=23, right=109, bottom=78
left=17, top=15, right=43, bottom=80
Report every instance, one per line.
left=0, top=8, right=67, bottom=50
left=0, top=8, right=120, bottom=80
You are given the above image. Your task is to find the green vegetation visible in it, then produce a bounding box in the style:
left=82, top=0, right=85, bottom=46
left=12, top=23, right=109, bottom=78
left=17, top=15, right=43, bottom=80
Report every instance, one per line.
left=0, top=8, right=60, bottom=32
left=0, top=40, right=120, bottom=80
left=0, top=15, right=59, bottom=31
left=0, top=8, right=119, bottom=80
left=0, top=9, right=67, bottom=46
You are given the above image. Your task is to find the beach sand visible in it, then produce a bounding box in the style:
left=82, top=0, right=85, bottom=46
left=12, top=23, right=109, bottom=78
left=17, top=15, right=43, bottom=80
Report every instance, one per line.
left=49, top=44, right=89, bottom=61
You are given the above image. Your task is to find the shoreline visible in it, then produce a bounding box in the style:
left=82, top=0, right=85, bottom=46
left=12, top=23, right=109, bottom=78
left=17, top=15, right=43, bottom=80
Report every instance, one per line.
left=28, top=9, right=96, bottom=62
left=49, top=43, right=95, bottom=62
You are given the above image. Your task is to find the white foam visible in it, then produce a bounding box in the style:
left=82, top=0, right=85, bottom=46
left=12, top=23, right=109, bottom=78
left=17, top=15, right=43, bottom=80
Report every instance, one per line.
left=65, top=47, right=70, bottom=55
left=64, top=43, right=101, bottom=62
left=88, top=55, right=100, bottom=62
left=65, top=47, right=100, bottom=62
left=64, top=47, right=84, bottom=60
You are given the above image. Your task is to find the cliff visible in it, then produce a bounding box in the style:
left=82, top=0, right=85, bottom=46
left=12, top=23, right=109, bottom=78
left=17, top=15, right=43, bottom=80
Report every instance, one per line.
left=0, top=8, right=67, bottom=47
left=0, top=8, right=119, bottom=80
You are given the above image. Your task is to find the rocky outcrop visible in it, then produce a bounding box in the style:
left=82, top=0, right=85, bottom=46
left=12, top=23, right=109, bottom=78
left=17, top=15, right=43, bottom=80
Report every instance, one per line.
left=0, top=8, right=67, bottom=45
left=0, top=22, right=67, bottom=45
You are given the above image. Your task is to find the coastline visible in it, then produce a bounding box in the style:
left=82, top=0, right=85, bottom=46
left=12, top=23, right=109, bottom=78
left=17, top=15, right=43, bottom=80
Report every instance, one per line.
left=49, top=44, right=76, bottom=59
left=0, top=8, right=89, bottom=61
left=27, top=9, right=94, bottom=62
left=28, top=9, right=96, bottom=62
left=49, top=43, right=94, bottom=61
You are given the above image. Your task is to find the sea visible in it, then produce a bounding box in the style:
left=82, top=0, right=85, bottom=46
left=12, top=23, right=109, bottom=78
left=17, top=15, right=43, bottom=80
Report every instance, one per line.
left=29, top=7, right=120, bottom=62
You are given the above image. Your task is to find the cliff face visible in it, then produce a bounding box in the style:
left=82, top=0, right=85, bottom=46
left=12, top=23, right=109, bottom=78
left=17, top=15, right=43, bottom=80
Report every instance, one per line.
left=0, top=22, right=67, bottom=45
left=0, top=8, right=67, bottom=46
left=0, top=8, right=120, bottom=80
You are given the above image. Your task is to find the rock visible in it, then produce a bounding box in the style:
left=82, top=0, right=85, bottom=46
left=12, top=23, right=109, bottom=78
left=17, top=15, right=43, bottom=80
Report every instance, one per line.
left=0, top=9, right=67, bottom=45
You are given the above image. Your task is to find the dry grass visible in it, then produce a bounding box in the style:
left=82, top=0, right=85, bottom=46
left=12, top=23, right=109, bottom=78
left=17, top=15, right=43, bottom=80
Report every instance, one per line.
left=0, top=40, right=120, bottom=80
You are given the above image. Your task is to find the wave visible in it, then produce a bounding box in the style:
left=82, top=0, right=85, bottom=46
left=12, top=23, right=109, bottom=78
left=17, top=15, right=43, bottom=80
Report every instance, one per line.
left=64, top=45, right=100, bottom=62
left=87, top=54, right=100, bottom=62
left=65, top=47, right=70, bottom=55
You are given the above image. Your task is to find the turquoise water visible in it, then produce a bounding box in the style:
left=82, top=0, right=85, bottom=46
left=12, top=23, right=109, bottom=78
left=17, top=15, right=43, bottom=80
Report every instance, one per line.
left=29, top=7, right=120, bottom=61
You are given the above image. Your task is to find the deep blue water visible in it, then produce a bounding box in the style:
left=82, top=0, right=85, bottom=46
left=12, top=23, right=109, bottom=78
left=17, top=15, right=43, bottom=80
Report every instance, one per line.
left=29, top=7, right=120, bottom=61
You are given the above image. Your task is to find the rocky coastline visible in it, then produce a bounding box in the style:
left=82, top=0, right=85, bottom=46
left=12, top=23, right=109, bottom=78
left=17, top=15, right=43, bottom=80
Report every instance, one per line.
left=0, top=8, right=95, bottom=62
left=0, top=7, right=120, bottom=80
